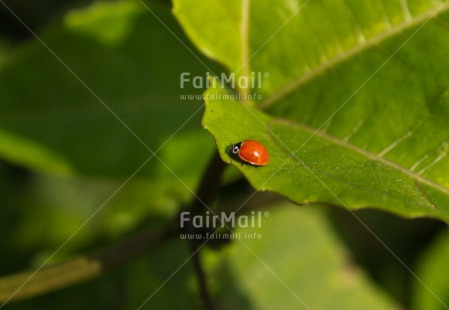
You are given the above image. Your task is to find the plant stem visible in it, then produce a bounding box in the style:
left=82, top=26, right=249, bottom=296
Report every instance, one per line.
left=190, top=150, right=227, bottom=214
left=185, top=150, right=227, bottom=310
left=0, top=223, right=177, bottom=304
left=186, top=221, right=216, bottom=310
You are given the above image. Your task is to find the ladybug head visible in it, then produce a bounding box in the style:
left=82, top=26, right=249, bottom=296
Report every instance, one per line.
left=230, top=142, right=242, bottom=154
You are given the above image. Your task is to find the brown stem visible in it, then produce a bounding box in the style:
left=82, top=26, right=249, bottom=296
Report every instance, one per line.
left=185, top=150, right=226, bottom=310
left=190, top=149, right=227, bottom=214
left=186, top=221, right=216, bottom=310
left=0, top=223, right=177, bottom=304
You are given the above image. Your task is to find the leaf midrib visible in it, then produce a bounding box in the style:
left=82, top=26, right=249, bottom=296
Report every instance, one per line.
left=272, top=118, right=449, bottom=205
left=260, top=2, right=449, bottom=109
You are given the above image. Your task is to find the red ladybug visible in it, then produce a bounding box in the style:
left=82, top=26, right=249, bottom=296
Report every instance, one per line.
left=230, top=140, right=269, bottom=166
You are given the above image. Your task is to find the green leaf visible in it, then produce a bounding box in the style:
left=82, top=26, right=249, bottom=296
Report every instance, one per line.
left=64, top=2, right=142, bottom=46
left=10, top=173, right=180, bottom=258
left=210, top=204, right=398, bottom=309
left=0, top=0, right=222, bottom=268
left=175, top=1, right=449, bottom=221
left=0, top=1, right=218, bottom=182
left=124, top=239, right=201, bottom=309
left=203, top=85, right=449, bottom=221
left=173, top=0, right=242, bottom=70
left=0, top=239, right=201, bottom=310
left=412, top=229, right=449, bottom=310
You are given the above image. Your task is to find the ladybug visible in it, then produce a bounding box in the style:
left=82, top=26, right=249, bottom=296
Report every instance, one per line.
left=230, top=140, right=269, bottom=166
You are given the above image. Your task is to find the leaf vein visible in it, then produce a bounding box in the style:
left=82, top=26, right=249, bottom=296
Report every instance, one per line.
left=260, top=2, right=449, bottom=109
left=272, top=118, right=449, bottom=200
